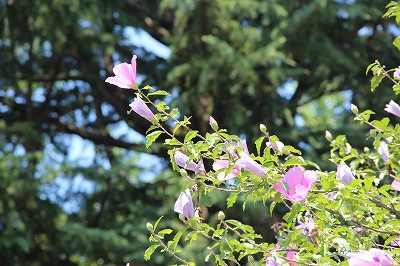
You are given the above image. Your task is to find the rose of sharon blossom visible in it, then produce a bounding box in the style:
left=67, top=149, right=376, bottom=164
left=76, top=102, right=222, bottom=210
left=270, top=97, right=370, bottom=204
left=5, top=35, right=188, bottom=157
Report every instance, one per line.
left=394, top=66, right=400, bottom=79
left=347, top=248, right=394, bottom=266
left=213, top=159, right=241, bottom=180
left=274, top=167, right=318, bottom=202
left=129, top=96, right=156, bottom=122
left=378, top=141, right=390, bottom=162
left=336, top=162, right=355, bottom=185
left=236, top=153, right=266, bottom=177
left=212, top=139, right=249, bottom=180
left=384, top=100, right=400, bottom=118
left=174, top=189, right=195, bottom=218
left=391, top=180, right=400, bottom=192
left=105, top=55, right=137, bottom=89
left=174, top=151, right=205, bottom=174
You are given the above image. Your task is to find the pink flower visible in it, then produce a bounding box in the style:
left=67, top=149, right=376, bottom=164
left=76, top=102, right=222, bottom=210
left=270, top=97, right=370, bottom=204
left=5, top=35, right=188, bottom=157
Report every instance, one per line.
left=236, top=153, right=266, bottom=177
left=394, top=66, right=400, bottom=79
left=174, top=189, right=195, bottom=218
left=274, top=167, right=317, bottom=202
left=297, top=217, right=318, bottom=247
left=384, top=100, right=400, bottom=118
left=266, top=141, right=287, bottom=154
left=391, top=180, right=400, bottom=191
left=129, top=96, right=156, bottom=122
left=105, top=55, right=137, bottom=89
left=213, top=159, right=241, bottom=180
left=265, top=244, right=297, bottom=266
left=336, top=162, right=355, bottom=185
left=174, top=151, right=204, bottom=174
left=378, top=141, right=390, bottom=162
left=212, top=139, right=249, bottom=180
left=347, top=248, right=394, bottom=266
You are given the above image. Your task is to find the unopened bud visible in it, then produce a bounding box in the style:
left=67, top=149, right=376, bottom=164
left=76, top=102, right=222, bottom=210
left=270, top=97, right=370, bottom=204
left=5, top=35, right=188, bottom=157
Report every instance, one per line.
left=350, top=104, right=358, bottom=114
left=178, top=214, right=186, bottom=221
left=364, top=147, right=370, bottom=153
left=259, top=124, right=267, bottom=133
left=209, top=116, right=218, bottom=131
left=146, top=222, right=153, bottom=231
left=217, top=211, right=225, bottom=221
left=179, top=168, right=188, bottom=177
left=324, top=130, right=332, bottom=141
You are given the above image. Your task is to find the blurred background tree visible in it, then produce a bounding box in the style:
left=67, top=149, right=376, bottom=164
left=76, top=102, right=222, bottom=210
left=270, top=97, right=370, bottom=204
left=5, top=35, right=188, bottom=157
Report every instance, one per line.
left=0, top=0, right=399, bottom=265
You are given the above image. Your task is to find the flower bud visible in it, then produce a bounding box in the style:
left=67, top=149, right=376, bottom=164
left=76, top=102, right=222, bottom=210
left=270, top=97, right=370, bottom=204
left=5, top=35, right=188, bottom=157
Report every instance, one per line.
left=178, top=213, right=186, bottom=221
left=350, top=104, right=358, bottom=114
left=324, top=130, right=332, bottom=141
left=217, top=211, right=225, bottom=221
left=146, top=222, right=154, bottom=231
left=209, top=116, right=218, bottom=131
left=259, top=124, right=267, bottom=133
left=179, top=168, right=188, bottom=177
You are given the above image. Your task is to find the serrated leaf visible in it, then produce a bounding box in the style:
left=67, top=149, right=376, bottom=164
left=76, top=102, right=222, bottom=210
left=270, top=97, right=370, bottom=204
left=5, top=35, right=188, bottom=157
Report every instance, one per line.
left=146, top=130, right=163, bottom=148
left=144, top=244, right=159, bottom=261
left=184, top=130, right=198, bottom=143
left=226, top=193, right=238, bottom=208
left=370, top=75, right=384, bottom=91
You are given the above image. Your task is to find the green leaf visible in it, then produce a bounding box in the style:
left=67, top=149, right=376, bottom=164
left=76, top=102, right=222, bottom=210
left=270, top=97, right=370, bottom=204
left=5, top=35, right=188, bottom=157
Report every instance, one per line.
left=283, top=203, right=302, bottom=225
left=283, top=156, right=306, bottom=167
left=158, top=228, right=173, bottom=238
left=371, top=118, right=390, bottom=130
left=200, top=187, right=214, bottom=207
left=153, top=216, right=164, bottom=231
left=255, top=136, right=265, bottom=155
left=146, top=130, right=163, bottom=148
left=226, top=193, right=238, bottom=208
left=184, top=130, right=198, bottom=143
left=370, top=75, right=384, bottom=91
left=165, top=138, right=181, bottom=146
left=358, top=110, right=376, bottom=121
left=148, top=90, right=171, bottom=96
left=365, top=62, right=377, bottom=75
left=332, top=237, right=350, bottom=250
left=144, top=244, right=159, bottom=261
left=172, top=229, right=185, bottom=248
left=184, top=231, right=198, bottom=247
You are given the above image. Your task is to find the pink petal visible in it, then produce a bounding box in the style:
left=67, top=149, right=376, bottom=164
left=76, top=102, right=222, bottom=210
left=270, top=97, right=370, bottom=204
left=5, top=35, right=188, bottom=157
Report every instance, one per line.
left=282, top=166, right=303, bottom=194
left=302, top=170, right=318, bottom=188
left=105, top=76, right=131, bottom=88
left=131, top=55, right=137, bottom=81
left=113, top=63, right=135, bottom=84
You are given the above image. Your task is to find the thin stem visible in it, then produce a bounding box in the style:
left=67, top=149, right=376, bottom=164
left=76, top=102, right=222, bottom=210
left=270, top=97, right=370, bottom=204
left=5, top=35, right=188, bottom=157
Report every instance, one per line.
left=151, top=231, right=189, bottom=264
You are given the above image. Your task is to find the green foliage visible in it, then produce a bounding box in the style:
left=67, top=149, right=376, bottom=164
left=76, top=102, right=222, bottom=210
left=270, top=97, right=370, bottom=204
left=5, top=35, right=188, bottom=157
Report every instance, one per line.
left=2, top=0, right=400, bottom=265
